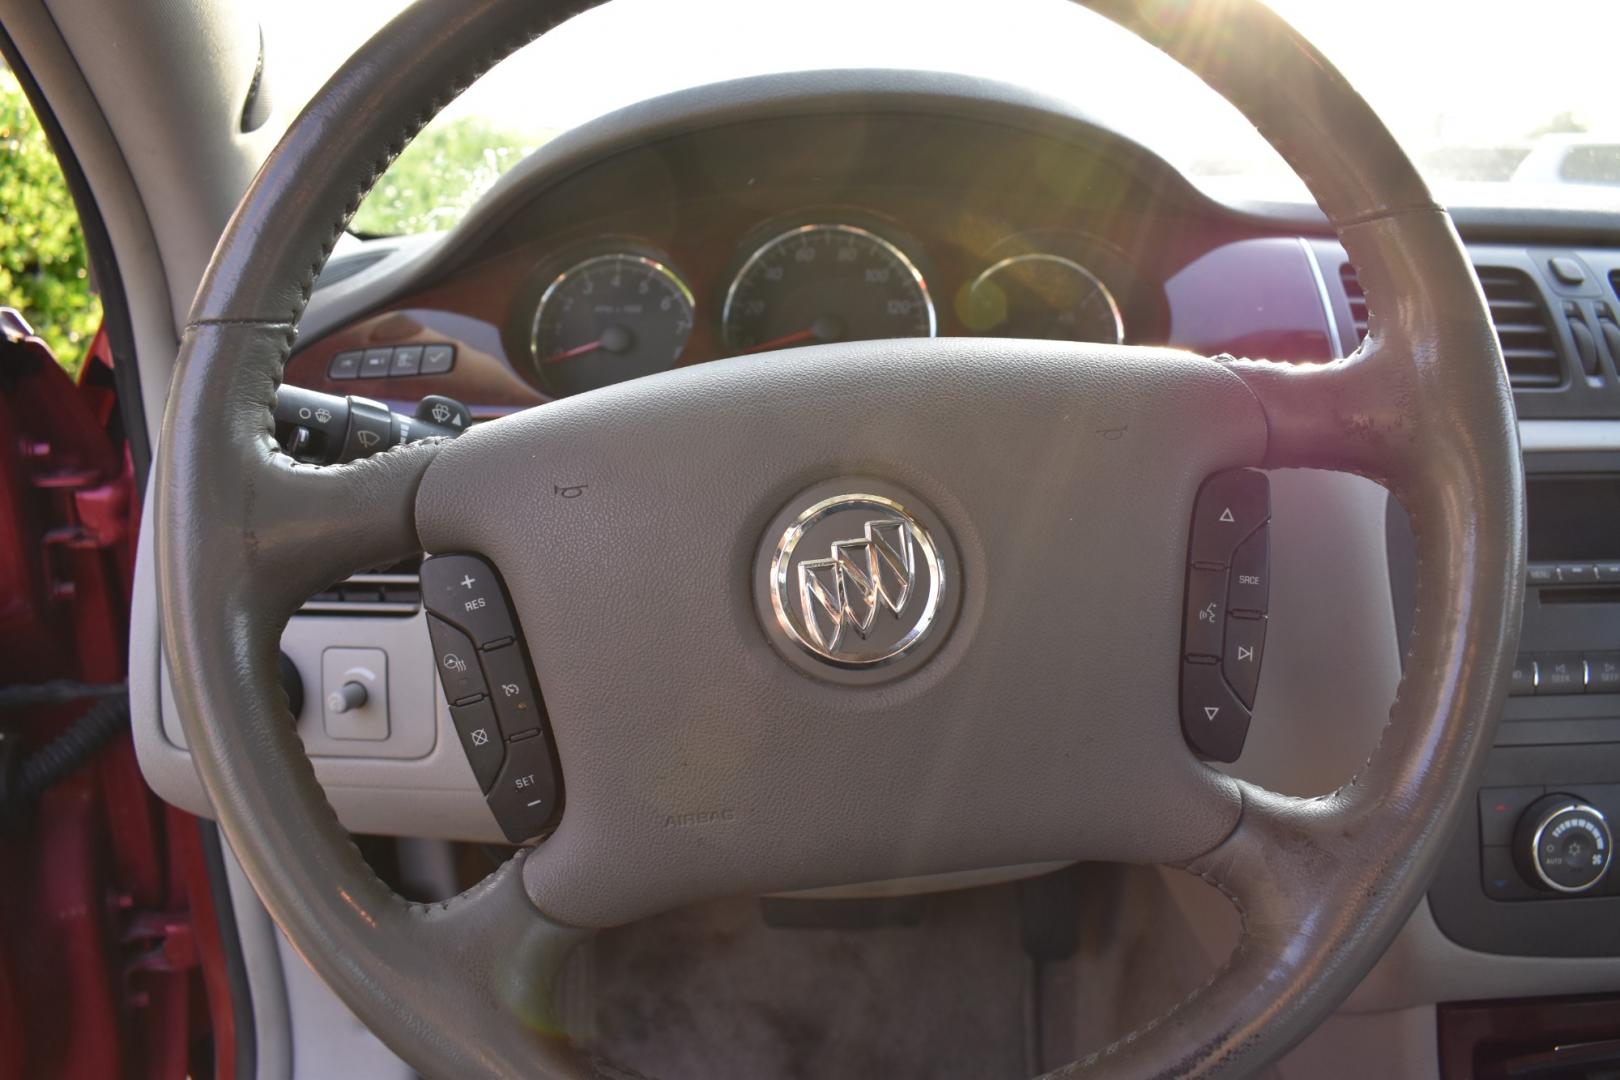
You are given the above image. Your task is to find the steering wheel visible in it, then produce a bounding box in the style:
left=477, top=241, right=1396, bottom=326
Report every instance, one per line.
left=156, top=0, right=1524, bottom=1075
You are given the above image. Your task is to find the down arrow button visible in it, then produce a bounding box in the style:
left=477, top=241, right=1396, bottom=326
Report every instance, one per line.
left=1180, top=659, right=1251, bottom=763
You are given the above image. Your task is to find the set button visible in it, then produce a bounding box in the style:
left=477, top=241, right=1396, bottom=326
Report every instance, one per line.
left=328, top=342, right=456, bottom=381
left=487, top=733, right=561, bottom=844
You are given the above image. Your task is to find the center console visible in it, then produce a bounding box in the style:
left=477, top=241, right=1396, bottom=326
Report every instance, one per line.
left=1429, top=460, right=1620, bottom=956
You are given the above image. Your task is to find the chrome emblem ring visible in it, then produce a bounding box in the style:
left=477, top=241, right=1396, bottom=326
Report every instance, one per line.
left=769, top=494, right=945, bottom=667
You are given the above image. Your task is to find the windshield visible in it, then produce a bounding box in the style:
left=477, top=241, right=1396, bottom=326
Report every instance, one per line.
left=259, top=0, right=1620, bottom=235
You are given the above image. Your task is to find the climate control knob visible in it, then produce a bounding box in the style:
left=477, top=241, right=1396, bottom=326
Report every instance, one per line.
left=1515, top=795, right=1612, bottom=894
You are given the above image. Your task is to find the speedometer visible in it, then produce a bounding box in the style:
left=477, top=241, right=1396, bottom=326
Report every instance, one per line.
left=722, top=224, right=935, bottom=354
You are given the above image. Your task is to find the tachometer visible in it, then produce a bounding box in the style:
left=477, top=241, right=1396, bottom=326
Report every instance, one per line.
left=962, top=253, right=1124, bottom=344
left=722, top=224, right=935, bottom=354
left=530, top=253, right=694, bottom=396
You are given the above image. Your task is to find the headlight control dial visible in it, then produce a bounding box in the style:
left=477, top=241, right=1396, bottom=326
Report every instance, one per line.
left=1515, top=795, right=1612, bottom=894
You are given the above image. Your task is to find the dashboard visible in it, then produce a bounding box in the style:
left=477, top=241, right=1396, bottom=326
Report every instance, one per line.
left=283, top=86, right=1342, bottom=416
left=131, top=70, right=1620, bottom=1058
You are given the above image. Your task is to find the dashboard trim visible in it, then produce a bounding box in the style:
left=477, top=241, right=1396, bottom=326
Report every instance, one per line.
left=1298, top=235, right=1344, bottom=358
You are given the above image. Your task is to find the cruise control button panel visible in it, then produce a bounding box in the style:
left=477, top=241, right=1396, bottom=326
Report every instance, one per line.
left=421, top=553, right=562, bottom=840
left=1179, top=469, right=1270, bottom=762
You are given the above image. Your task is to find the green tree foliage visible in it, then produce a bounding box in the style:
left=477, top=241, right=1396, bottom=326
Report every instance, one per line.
left=1527, top=110, right=1589, bottom=139
left=350, top=117, right=538, bottom=237
left=0, top=67, right=100, bottom=374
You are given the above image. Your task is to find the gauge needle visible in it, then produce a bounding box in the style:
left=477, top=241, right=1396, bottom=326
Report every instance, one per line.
left=541, top=339, right=605, bottom=365
left=739, top=328, right=818, bottom=355
left=739, top=315, right=846, bottom=355
left=541, top=324, right=634, bottom=365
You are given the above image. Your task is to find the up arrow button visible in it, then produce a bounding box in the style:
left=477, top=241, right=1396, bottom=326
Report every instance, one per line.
left=1189, top=469, right=1270, bottom=568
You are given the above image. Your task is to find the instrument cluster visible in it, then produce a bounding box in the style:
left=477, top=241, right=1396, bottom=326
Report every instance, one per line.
left=523, top=217, right=1128, bottom=397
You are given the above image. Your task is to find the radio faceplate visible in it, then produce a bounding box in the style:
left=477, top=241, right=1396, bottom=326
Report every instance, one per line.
left=1427, top=453, right=1620, bottom=955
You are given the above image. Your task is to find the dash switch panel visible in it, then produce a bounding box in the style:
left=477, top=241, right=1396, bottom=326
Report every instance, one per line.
left=1179, top=469, right=1271, bottom=762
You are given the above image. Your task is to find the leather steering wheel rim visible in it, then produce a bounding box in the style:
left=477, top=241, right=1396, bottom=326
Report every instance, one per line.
left=156, top=1, right=1525, bottom=1076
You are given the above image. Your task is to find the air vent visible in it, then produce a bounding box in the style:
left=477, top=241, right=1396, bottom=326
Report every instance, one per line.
left=1339, top=262, right=1369, bottom=342
left=300, top=571, right=421, bottom=616
left=1340, top=263, right=1562, bottom=388
left=1478, top=268, right=1562, bottom=387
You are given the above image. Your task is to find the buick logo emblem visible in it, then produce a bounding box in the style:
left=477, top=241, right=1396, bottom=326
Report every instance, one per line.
left=769, top=494, right=944, bottom=666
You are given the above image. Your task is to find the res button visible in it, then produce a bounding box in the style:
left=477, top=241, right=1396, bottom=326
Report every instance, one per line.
left=421, top=554, right=518, bottom=648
